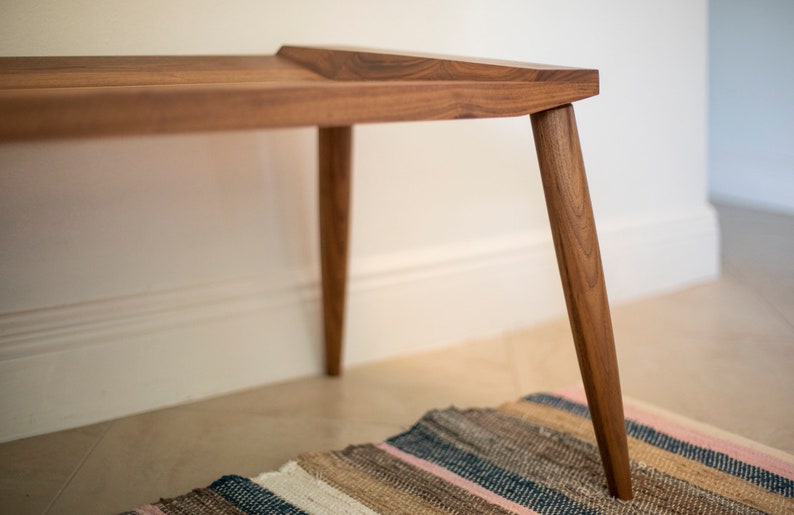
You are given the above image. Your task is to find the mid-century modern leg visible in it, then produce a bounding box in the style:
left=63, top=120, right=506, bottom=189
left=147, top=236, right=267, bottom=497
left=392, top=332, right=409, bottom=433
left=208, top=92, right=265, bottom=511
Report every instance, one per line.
left=530, top=104, right=633, bottom=500
left=319, top=126, right=352, bottom=376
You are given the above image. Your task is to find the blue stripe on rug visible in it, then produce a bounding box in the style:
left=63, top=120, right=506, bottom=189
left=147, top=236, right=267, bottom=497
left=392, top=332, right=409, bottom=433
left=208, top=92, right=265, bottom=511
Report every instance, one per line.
left=523, top=392, right=794, bottom=497
left=209, top=475, right=308, bottom=515
left=387, top=418, right=599, bottom=515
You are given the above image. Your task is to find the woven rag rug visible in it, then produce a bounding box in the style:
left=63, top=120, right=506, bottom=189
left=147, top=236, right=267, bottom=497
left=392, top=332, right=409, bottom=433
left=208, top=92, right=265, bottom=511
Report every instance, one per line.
left=125, top=387, right=794, bottom=514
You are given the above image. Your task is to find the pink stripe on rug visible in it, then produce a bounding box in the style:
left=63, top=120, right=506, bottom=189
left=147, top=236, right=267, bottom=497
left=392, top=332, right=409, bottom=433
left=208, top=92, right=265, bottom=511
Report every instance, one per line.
left=555, top=386, right=794, bottom=480
left=375, top=442, right=539, bottom=515
left=134, top=505, right=166, bottom=515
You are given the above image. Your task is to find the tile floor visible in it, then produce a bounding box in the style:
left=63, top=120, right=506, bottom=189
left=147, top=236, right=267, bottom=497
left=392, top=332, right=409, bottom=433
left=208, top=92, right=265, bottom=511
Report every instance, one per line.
left=2, top=203, right=793, bottom=514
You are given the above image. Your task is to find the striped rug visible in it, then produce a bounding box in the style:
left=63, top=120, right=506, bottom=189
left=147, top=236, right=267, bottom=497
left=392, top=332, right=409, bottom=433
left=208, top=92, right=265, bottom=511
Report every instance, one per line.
left=124, top=387, right=794, bottom=514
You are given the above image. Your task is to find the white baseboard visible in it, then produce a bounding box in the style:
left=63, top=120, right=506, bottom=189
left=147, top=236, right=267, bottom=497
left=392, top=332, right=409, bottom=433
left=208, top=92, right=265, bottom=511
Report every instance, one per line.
left=0, top=206, right=719, bottom=442
left=710, top=151, right=794, bottom=215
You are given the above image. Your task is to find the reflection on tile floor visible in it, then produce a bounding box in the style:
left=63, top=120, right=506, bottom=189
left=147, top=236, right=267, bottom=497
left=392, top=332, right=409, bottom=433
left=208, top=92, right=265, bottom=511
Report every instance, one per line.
left=2, top=203, right=792, bottom=514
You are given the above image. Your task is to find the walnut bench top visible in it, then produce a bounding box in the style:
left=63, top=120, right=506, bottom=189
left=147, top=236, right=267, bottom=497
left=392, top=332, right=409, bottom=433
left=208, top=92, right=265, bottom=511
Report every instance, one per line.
left=0, top=46, right=598, bottom=141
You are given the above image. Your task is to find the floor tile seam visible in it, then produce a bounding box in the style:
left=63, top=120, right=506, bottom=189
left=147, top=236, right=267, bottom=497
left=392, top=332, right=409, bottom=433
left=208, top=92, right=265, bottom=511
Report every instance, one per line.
left=725, top=263, right=794, bottom=334
left=723, top=259, right=794, bottom=301
left=165, top=405, right=413, bottom=428
left=758, top=297, right=794, bottom=334
left=42, top=421, right=115, bottom=515
left=502, top=332, right=530, bottom=398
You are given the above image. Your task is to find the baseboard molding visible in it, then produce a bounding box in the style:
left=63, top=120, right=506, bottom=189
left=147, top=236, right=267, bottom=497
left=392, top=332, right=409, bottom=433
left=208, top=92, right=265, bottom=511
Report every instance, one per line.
left=0, top=206, right=719, bottom=442
left=710, top=151, right=794, bottom=215
left=709, top=193, right=794, bottom=217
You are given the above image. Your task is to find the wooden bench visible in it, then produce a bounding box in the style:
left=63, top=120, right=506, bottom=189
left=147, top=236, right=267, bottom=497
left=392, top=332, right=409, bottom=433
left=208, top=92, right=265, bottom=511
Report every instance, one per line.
left=0, top=46, right=633, bottom=499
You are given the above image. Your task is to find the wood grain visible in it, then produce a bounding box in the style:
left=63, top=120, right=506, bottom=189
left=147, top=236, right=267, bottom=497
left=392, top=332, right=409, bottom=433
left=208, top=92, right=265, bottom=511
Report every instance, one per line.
left=0, top=55, right=327, bottom=89
left=0, top=47, right=598, bottom=141
left=277, top=46, right=596, bottom=82
left=319, top=127, right=352, bottom=376
left=530, top=104, right=633, bottom=500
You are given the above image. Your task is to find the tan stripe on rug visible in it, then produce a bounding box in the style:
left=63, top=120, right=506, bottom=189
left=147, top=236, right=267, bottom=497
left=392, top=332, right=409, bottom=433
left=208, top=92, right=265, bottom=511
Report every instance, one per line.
left=253, top=461, right=377, bottom=514
left=298, top=450, right=449, bottom=514
left=498, top=400, right=793, bottom=514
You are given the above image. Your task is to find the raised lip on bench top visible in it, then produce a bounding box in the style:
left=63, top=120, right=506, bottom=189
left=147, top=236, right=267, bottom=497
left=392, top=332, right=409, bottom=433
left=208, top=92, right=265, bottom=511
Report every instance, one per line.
left=0, top=46, right=599, bottom=140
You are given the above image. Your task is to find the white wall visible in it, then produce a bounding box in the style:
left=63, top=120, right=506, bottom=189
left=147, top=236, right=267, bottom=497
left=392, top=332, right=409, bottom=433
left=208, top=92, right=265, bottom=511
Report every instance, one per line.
left=709, top=0, right=794, bottom=213
left=0, top=1, right=717, bottom=442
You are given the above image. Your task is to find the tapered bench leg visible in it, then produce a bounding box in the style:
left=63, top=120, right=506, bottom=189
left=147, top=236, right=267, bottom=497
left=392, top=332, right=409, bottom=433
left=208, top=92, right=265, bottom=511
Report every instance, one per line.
left=530, top=104, right=633, bottom=500
left=319, top=126, right=352, bottom=376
